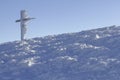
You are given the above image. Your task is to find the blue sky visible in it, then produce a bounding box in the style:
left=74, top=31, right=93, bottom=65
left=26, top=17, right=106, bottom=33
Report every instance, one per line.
left=1, top=0, right=120, bottom=43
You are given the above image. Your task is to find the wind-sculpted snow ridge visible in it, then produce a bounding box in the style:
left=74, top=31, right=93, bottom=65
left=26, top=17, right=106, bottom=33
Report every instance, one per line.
left=1, top=25, right=120, bottom=80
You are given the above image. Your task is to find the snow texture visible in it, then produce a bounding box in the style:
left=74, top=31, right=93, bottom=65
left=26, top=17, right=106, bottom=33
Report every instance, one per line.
left=0, top=25, right=120, bottom=80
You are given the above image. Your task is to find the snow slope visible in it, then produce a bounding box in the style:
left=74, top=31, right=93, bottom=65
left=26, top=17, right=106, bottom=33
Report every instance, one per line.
left=0, top=25, right=120, bottom=80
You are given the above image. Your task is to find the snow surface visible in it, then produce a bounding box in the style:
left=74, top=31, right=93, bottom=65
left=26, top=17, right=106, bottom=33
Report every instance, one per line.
left=0, top=25, right=120, bottom=80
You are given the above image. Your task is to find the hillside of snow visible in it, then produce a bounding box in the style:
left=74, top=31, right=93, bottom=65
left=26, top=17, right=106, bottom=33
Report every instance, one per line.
left=0, top=25, right=120, bottom=80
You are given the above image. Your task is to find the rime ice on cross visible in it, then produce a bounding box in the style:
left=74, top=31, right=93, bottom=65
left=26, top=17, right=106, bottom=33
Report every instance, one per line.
left=16, top=10, right=35, bottom=41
